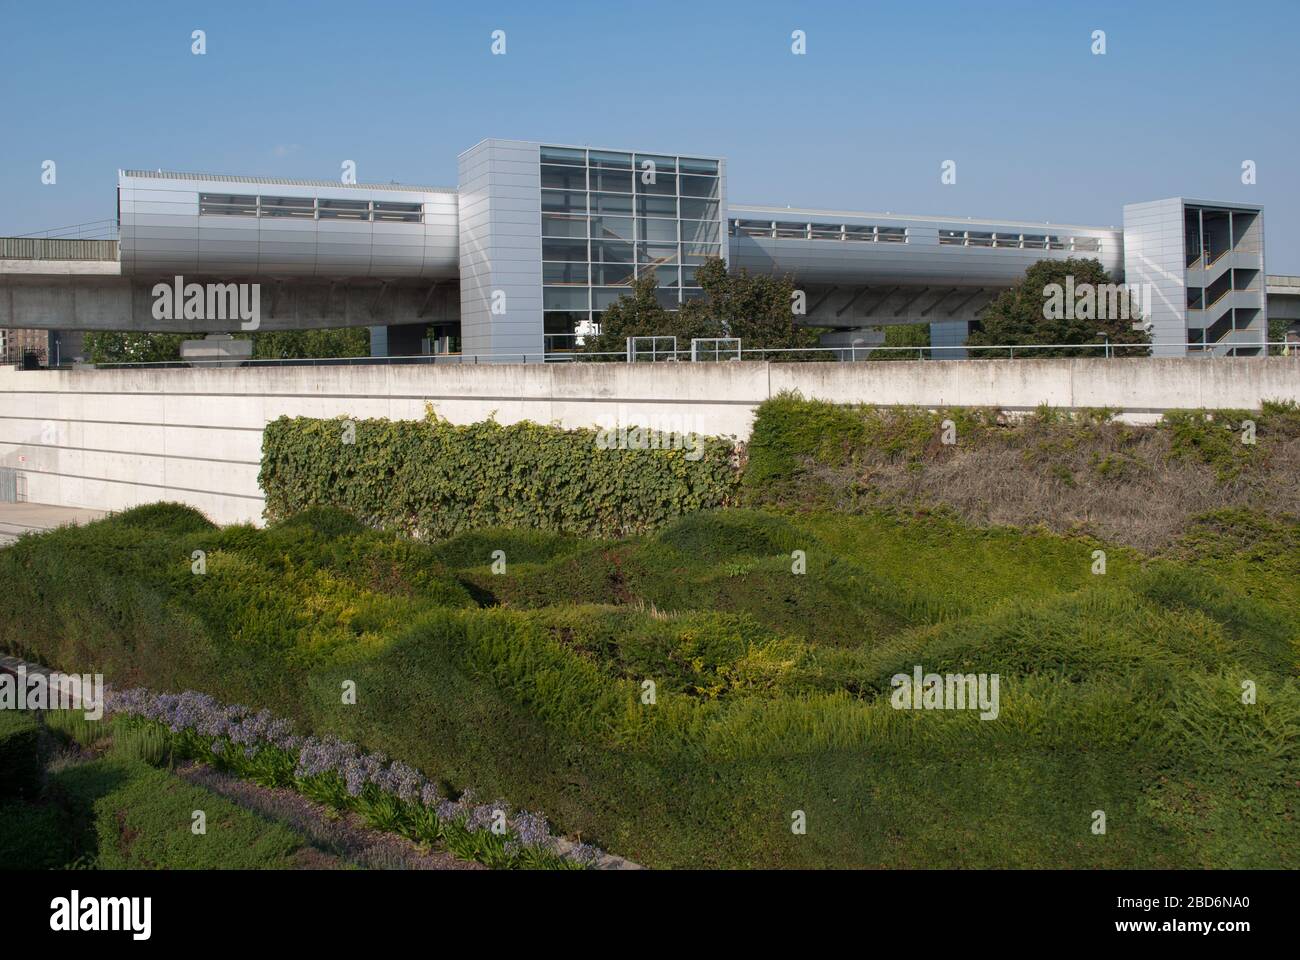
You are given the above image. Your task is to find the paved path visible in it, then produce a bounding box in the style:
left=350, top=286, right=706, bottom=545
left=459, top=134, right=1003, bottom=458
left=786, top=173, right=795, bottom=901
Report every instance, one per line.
left=0, top=502, right=105, bottom=546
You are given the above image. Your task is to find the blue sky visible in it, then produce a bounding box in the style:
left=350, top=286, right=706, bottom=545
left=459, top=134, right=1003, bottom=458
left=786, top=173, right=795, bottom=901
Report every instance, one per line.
left=3, top=0, right=1298, bottom=268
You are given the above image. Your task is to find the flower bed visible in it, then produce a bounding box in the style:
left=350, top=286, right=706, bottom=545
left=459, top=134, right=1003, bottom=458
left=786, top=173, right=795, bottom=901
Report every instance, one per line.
left=104, top=686, right=611, bottom=870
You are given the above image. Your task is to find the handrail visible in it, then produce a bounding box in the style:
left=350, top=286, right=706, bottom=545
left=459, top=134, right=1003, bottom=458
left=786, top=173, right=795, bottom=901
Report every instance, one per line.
left=12, top=219, right=119, bottom=240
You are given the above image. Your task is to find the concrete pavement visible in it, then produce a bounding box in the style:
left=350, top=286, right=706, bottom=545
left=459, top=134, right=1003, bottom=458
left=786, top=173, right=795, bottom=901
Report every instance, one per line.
left=0, top=502, right=105, bottom=547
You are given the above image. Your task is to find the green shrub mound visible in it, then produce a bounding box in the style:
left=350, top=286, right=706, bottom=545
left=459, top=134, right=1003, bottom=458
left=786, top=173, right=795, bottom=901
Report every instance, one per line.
left=0, top=711, right=43, bottom=801
left=2, top=499, right=1296, bottom=868
left=260, top=410, right=741, bottom=539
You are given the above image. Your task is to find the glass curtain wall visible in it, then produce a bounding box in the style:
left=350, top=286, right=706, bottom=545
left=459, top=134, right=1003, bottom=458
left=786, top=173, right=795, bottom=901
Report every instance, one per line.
left=539, top=145, right=722, bottom=351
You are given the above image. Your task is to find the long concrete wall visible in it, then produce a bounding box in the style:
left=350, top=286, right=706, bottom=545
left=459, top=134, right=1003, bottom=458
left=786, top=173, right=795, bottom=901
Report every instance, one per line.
left=2, top=357, right=1296, bottom=526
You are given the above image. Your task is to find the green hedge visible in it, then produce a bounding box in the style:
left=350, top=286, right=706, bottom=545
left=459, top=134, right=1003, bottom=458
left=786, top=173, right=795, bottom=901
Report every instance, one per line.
left=260, top=409, right=740, bottom=538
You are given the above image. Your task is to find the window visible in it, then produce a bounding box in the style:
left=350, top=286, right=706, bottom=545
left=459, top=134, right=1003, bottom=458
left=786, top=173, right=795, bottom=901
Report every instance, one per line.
left=373, top=201, right=422, bottom=223
left=319, top=198, right=370, bottom=220
left=680, top=199, right=719, bottom=221
left=681, top=220, right=721, bottom=243
left=734, top=220, right=773, bottom=238
left=539, top=146, right=586, bottom=166
left=877, top=227, right=906, bottom=243
left=967, top=232, right=993, bottom=247
left=678, top=157, right=719, bottom=176
left=592, top=287, right=629, bottom=309
left=637, top=173, right=677, bottom=197
left=260, top=196, right=315, bottom=218
left=542, top=214, right=587, bottom=239
left=590, top=216, right=634, bottom=241
left=1073, top=237, right=1101, bottom=252
left=590, top=262, right=635, bottom=285
left=939, top=230, right=966, bottom=245
left=844, top=225, right=875, bottom=241
left=537, top=145, right=725, bottom=323
left=591, top=192, right=634, bottom=215
left=811, top=224, right=844, bottom=240
left=543, top=262, right=589, bottom=285
left=774, top=222, right=808, bottom=239
left=679, top=175, right=719, bottom=199
left=541, top=165, right=587, bottom=190
left=636, top=196, right=677, bottom=218
left=590, top=239, right=635, bottom=263
left=636, top=242, right=678, bottom=264
left=650, top=264, right=680, bottom=287
left=588, top=150, right=632, bottom=169
left=589, top=168, right=632, bottom=193
left=543, top=287, right=589, bottom=310
left=634, top=154, right=677, bottom=174
left=542, top=238, right=588, bottom=262
left=637, top=218, right=678, bottom=243
left=682, top=242, right=722, bottom=263
left=993, top=232, right=1021, bottom=248
left=542, top=190, right=588, bottom=214
left=199, top=193, right=258, bottom=216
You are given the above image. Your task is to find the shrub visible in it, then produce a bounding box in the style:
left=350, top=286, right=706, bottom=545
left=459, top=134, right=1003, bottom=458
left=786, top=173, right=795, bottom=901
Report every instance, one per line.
left=260, top=409, right=741, bottom=539
left=0, top=711, right=43, bottom=801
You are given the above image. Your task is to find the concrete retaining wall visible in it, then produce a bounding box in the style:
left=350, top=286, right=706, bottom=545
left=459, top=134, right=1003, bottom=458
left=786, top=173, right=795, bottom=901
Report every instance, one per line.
left=1, top=356, right=1296, bottom=525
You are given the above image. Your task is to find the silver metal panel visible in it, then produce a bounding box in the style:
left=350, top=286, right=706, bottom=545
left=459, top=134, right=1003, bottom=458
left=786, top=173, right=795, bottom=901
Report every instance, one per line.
left=119, top=171, right=458, bottom=280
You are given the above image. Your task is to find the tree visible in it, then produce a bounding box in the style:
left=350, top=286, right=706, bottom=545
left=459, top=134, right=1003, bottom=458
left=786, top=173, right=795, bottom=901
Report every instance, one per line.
left=968, top=258, right=1151, bottom=358
left=83, top=328, right=370, bottom=364
left=251, top=327, right=369, bottom=360
left=869, top=322, right=930, bottom=361
left=683, top=258, right=824, bottom=353
left=579, top=275, right=713, bottom=357
left=83, top=331, right=184, bottom=364
left=580, top=259, right=827, bottom=358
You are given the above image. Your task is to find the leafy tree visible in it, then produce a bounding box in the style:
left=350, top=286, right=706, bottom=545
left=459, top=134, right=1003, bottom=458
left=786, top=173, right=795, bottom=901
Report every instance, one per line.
left=869, top=322, right=930, bottom=361
left=251, top=327, right=369, bottom=360
left=580, top=259, right=826, bottom=358
left=84, top=328, right=369, bottom=364
left=579, top=276, right=713, bottom=357
left=83, top=332, right=184, bottom=364
left=683, top=258, right=825, bottom=353
left=1268, top=314, right=1293, bottom=356
left=968, top=258, right=1151, bottom=358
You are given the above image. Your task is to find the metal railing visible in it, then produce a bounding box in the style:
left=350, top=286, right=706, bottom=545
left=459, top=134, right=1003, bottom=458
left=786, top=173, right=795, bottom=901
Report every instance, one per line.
left=0, top=237, right=119, bottom=260
left=13, top=218, right=119, bottom=240
left=78, top=341, right=1300, bottom=370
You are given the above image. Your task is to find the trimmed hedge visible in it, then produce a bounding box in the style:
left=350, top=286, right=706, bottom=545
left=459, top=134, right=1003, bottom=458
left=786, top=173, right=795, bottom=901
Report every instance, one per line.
left=260, top=409, right=740, bottom=538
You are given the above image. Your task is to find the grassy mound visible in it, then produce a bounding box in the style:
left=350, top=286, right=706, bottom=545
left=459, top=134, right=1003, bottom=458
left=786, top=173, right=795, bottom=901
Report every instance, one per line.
left=2, top=500, right=1296, bottom=868
left=745, top=393, right=1300, bottom=551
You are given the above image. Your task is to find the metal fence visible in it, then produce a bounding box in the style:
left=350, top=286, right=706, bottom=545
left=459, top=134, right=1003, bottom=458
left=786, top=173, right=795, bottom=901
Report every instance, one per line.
left=0, top=237, right=119, bottom=260
left=82, top=341, right=1300, bottom=370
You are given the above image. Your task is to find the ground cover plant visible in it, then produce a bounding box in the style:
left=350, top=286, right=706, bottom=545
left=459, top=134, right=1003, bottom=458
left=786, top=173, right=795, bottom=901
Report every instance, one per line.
left=0, top=711, right=318, bottom=870
left=2, top=482, right=1295, bottom=868
left=744, top=392, right=1300, bottom=552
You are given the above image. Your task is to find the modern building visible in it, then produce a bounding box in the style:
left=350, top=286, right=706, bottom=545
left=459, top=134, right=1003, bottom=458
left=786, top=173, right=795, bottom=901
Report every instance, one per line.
left=1, top=138, right=1285, bottom=360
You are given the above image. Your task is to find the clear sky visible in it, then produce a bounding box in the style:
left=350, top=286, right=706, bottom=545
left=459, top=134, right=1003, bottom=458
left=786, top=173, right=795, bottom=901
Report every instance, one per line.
left=3, top=0, right=1298, bottom=268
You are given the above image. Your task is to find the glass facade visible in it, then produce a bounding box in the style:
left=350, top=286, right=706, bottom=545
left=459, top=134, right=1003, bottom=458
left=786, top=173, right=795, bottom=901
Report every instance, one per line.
left=539, top=145, right=723, bottom=348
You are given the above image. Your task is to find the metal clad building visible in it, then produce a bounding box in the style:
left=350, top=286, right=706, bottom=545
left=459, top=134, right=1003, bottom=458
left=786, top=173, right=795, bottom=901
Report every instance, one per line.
left=6, top=143, right=1264, bottom=357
